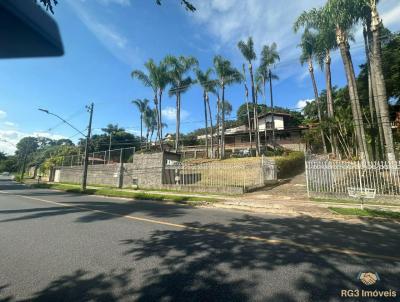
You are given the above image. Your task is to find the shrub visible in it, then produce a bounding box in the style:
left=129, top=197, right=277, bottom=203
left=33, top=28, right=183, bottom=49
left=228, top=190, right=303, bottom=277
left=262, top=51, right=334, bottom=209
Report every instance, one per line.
left=274, top=151, right=305, bottom=179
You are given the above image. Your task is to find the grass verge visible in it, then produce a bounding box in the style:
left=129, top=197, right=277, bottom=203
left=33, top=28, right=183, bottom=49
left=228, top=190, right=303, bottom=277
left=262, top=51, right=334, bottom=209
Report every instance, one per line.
left=311, top=197, right=400, bottom=207
left=329, top=207, right=400, bottom=220
left=30, top=183, right=217, bottom=205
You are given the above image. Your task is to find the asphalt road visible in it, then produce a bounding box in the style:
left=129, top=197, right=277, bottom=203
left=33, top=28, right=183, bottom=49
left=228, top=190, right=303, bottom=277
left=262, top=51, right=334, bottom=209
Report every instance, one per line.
left=0, top=178, right=399, bottom=302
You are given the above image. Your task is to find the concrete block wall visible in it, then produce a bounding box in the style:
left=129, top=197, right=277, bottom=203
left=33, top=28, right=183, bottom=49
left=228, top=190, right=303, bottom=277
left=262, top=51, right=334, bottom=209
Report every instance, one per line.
left=55, top=152, right=181, bottom=189
left=122, top=152, right=164, bottom=188
left=58, top=164, right=120, bottom=187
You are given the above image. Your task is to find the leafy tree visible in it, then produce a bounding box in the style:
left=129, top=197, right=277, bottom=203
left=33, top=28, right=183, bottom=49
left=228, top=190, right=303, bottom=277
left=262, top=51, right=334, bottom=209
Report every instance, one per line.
left=0, top=152, right=7, bottom=161
left=0, top=156, right=18, bottom=172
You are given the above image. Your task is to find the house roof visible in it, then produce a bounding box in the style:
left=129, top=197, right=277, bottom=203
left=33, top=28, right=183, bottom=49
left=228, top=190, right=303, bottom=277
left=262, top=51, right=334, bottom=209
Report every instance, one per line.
left=257, top=112, right=292, bottom=118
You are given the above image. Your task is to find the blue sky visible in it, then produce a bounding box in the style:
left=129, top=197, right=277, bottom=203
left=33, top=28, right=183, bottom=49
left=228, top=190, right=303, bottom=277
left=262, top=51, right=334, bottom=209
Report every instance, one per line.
left=1, top=0, right=399, bottom=154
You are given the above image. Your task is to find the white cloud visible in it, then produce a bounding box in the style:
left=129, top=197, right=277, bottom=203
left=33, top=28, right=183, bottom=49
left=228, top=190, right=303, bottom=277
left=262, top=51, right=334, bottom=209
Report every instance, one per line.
left=189, top=0, right=400, bottom=81
left=0, top=130, right=66, bottom=155
left=162, top=107, right=190, bottom=122
left=67, top=1, right=141, bottom=66
left=296, top=99, right=313, bottom=110
left=97, top=0, right=131, bottom=6
left=0, top=110, right=7, bottom=119
left=3, top=121, right=16, bottom=127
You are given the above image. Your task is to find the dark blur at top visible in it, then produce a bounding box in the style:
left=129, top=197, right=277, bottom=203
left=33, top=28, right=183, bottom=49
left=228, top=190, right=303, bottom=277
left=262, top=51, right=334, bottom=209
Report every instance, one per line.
left=0, top=0, right=64, bottom=59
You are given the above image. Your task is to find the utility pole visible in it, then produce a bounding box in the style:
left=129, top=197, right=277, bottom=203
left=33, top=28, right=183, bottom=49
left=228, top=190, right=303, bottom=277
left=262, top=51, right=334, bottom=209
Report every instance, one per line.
left=108, top=132, right=112, bottom=163
left=269, top=70, right=275, bottom=148
left=81, top=102, right=94, bottom=191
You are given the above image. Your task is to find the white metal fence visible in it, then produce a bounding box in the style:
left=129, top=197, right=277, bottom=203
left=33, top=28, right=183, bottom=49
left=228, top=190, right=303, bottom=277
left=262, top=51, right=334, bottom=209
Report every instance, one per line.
left=60, top=147, right=135, bottom=167
left=306, top=160, right=400, bottom=198
left=164, top=159, right=276, bottom=190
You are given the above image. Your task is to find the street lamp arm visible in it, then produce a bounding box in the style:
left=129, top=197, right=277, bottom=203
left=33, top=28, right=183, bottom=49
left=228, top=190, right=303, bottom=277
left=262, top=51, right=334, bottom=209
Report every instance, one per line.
left=38, top=108, right=87, bottom=137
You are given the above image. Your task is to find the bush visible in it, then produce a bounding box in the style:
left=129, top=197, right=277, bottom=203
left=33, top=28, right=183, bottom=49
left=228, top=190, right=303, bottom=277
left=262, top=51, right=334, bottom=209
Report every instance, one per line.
left=274, top=151, right=305, bottom=179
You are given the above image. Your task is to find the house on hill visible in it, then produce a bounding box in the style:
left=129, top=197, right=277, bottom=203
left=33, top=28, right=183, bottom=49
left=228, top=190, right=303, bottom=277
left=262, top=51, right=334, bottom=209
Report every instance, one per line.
left=222, top=112, right=307, bottom=152
left=190, top=112, right=307, bottom=157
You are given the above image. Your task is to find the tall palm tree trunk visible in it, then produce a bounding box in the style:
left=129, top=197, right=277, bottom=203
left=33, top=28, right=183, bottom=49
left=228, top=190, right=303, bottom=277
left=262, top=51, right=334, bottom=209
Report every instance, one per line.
left=203, top=92, right=209, bottom=158
left=216, top=94, right=220, bottom=159
left=363, top=26, right=379, bottom=161
left=370, top=65, right=385, bottom=158
left=262, top=77, right=268, bottom=150
left=249, top=64, right=260, bottom=156
left=221, top=83, right=226, bottom=159
left=309, top=59, right=328, bottom=154
left=242, top=65, right=253, bottom=152
left=140, top=114, right=143, bottom=150
left=158, top=91, right=164, bottom=151
left=175, top=93, right=181, bottom=151
left=206, top=93, right=214, bottom=159
left=325, top=50, right=339, bottom=157
left=245, top=86, right=253, bottom=152
left=370, top=3, right=396, bottom=162
left=336, top=28, right=369, bottom=162
left=154, top=94, right=162, bottom=150
left=269, top=70, right=276, bottom=148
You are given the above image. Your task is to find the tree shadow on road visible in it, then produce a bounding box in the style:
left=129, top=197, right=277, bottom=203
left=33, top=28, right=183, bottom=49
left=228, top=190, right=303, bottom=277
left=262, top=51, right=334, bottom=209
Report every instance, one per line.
left=0, top=199, right=188, bottom=224
left=121, top=215, right=400, bottom=301
left=19, top=269, right=135, bottom=302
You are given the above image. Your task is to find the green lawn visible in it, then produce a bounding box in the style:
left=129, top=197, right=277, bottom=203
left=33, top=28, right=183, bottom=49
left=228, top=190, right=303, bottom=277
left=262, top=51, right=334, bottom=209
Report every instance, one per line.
left=30, top=183, right=217, bottom=204
left=329, top=207, right=400, bottom=220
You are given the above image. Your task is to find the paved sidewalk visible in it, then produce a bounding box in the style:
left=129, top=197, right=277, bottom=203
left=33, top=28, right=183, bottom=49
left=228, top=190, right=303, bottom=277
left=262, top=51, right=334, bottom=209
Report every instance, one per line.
left=22, top=177, right=400, bottom=220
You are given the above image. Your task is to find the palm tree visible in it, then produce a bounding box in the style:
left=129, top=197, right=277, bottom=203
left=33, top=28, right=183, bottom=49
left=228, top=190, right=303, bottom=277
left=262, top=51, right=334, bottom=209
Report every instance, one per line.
left=259, top=43, right=280, bottom=148
left=213, top=55, right=242, bottom=159
left=294, top=8, right=341, bottom=157
left=255, top=64, right=278, bottom=149
left=144, top=107, right=157, bottom=149
left=195, top=68, right=218, bottom=158
left=364, top=0, right=396, bottom=162
left=298, top=28, right=328, bottom=154
left=131, top=59, right=169, bottom=150
left=238, top=37, right=260, bottom=155
left=323, top=0, right=369, bottom=162
left=165, top=55, right=198, bottom=151
left=220, top=100, right=233, bottom=119
left=242, top=64, right=253, bottom=151
left=132, top=98, right=150, bottom=149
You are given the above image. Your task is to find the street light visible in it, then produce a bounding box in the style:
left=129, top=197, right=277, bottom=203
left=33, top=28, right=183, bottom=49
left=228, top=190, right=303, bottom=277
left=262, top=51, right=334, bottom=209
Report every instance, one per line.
left=38, top=104, right=94, bottom=190
left=38, top=108, right=86, bottom=137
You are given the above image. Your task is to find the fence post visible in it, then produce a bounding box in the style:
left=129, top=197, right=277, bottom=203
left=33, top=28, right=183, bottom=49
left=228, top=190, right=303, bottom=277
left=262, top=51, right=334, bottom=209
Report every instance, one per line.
left=305, top=157, right=310, bottom=198
left=260, top=156, right=264, bottom=185
left=358, top=161, right=363, bottom=189
left=117, top=149, right=124, bottom=188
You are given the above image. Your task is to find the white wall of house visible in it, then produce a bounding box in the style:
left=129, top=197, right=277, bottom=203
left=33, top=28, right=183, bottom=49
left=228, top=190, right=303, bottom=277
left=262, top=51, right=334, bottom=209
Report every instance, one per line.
left=258, top=115, right=284, bottom=131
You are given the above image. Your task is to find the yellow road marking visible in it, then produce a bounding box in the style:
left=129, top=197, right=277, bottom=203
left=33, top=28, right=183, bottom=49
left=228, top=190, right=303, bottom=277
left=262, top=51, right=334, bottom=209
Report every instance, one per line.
left=1, top=190, right=399, bottom=262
